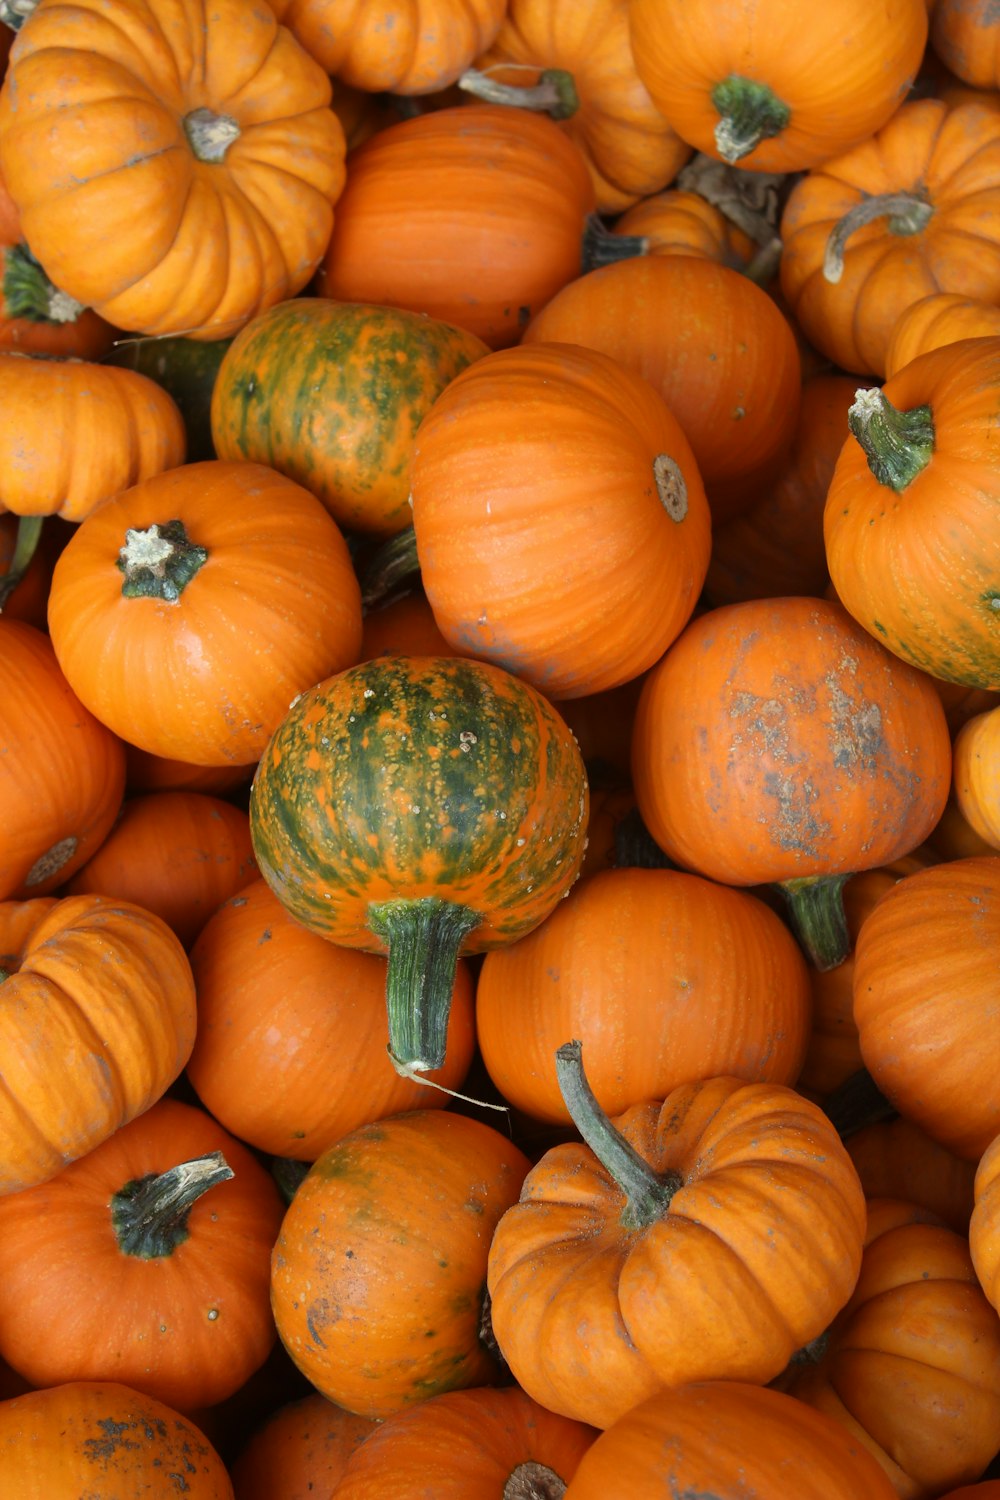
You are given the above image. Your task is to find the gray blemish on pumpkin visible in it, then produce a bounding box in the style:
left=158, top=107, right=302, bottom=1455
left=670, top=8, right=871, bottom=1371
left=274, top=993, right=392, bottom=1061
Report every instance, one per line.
left=760, top=771, right=827, bottom=856
left=825, top=664, right=883, bottom=771
left=23, top=834, right=78, bottom=886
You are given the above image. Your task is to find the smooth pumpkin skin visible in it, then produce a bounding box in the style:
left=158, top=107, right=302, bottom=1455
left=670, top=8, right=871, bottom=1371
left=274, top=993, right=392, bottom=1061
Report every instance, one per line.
left=0, top=620, right=125, bottom=900
left=65, top=791, right=258, bottom=949
left=0, top=1097, right=285, bottom=1412
left=471, top=0, right=691, bottom=213
left=628, top=0, right=926, bottom=174
left=0, top=354, right=185, bottom=522
left=0, top=893, right=197, bottom=1194
left=931, top=0, right=1000, bottom=89
left=317, top=105, right=596, bottom=349
left=186, top=879, right=476, bottom=1160
left=631, top=596, right=952, bottom=888
left=270, top=1110, right=531, bottom=1418
left=853, top=856, right=1000, bottom=1159
left=886, top=292, right=1000, bottom=377
left=0, top=0, right=346, bottom=340
left=332, top=1385, right=597, bottom=1499
left=972, top=1132, right=1000, bottom=1317
left=211, top=299, right=489, bottom=535
left=826, top=339, right=1000, bottom=689
left=953, top=707, right=1000, bottom=848
left=560, top=1381, right=899, bottom=1500
left=613, top=187, right=755, bottom=266
left=476, top=866, right=812, bottom=1125
left=46, top=460, right=363, bottom=767
left=488, top=1076, right=866, bottom=1429
left=847, top=1118, right=977, bottom=1234
left=784, top=1211, right=1000, bottom=1498
left=0, top=1382, right=233, bottom=1497
left=410, top=342, right=711, bottom=699
left=780, top=100, right=1000, bottom=377
left=229, top=1393, right=377, bottom=1500
left=270, top=0, right=505, bottom=93
left=522, top=256, right=802, bottom=522
left=249, top=653, right=588, bottom=951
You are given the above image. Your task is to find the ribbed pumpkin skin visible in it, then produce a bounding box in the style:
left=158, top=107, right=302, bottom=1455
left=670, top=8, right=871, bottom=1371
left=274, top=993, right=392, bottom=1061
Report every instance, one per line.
left=886, top=293, right=1000, bottom=377
left=0, top=1097, right=285, bottom=1412
left=332, top=1385, right=597, bottom=1499
left=487, top=1077, right=866, bottom=1429
left=613, top=188, right=754, bottom=265
left=561, top=1381, right=899, bottom=1500
left=270, top=1111, right=531, bottom=1417
left=953, top=707, right=1000, bottom=848
left=410, top=342, right=711, bottom=699
left=46, top=460, right=363, bottom=767
left=631, top=597, right=951, bottom=887
left=0, top=1382, right=233, bottom=1498
left=853, top=857, right=1000, bottom=1159
left=211, top=299, right=488, bottom=535
left=826, top=339, right=1000, bottom=690
left=228, top=1393, right=377, bottom=1500
left=249, top=654, right=588, bottom=950
left=0, top=0, right=346, bottom=340
left=847, top=1118, right=977, bottom=1235
left=476, top=866, right=811, bottom=1124
left=0, top=893, right=197, bottom=1194
left=317, top=106, right=596, bottom=349
left=0, top=620, right=125, bottom=900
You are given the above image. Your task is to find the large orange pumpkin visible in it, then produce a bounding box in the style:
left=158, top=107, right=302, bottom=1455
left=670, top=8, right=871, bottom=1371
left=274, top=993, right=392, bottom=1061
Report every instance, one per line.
left=0, top=0, right=346, bottom=339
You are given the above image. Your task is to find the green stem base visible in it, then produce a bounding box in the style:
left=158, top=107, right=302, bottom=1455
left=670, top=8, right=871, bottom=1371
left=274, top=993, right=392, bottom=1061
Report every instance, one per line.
left=776, top=874, right=850, bottom=971
left=111, top=1152, right=233, bottom=1258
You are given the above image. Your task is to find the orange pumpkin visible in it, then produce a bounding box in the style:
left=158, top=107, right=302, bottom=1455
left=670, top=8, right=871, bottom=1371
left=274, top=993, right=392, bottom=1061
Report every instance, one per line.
left=488, top=1055, right=866, bottom=1428
left=124, top=743, right=254, bottom=798
left=229, top=1394, right=377, bottom=1500
left=886, top=292, right=1000, bottom=377
left=46, top=460, right=363, bottom=766
left=780, top=99, right=1000, bottom=377
left=847, top=1117, right=977, bottom=1234
left=409, top=342, right=711, bottom=697
left=0, top=893, right=197, bottom=1193
left=0, top=619, right=125, bottom=900
left=628, top=0, right=927, bottom=172
left=931, top=0, right=1000, bottom=89
left=612, top=187, right=755, bottom=267
left=952, top=708, right=1000, bottom=848
left=971, top=1131, right=1000, bottom=1316
left=522, top=255, right=802, bottom=523
left=317, top=105, right=597, bottom=349
left=0, top=0, right=346, bottom=339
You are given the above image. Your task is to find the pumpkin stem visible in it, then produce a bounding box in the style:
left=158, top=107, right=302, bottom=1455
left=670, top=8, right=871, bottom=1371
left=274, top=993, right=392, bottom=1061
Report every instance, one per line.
left=457, top=65, right=579, bottom=120
left=787, top=1330, right=830, bottom=1366
left=823, top=192, right=934, bottom=284
left=710, top=75, right=791, bottom=164
left=582, top=215, right=649, bottom=271
left=271, top=1155, right=311, bottom=1206
left=653, top=454, right=688, bottom=522
left=822, top=1065, right=897, bottom=1141
left=0, top=0, right=36, bottom=29
left=111, top=1151, right=234, bottom=1258
left=2, top=243, right=87, bottom=324
left=0, top=968, right=8, bottom=983
left=614, top=806, right=676, bottom=870
left=847, top=387, right=934, bottom=493
left=368, top=895, right=483, bottom=1075
left=117, top=519, right=209, bottom=601
left=361, top=525, right=422, bottom=611
left=183, top=106, right=242, bottom=163
left=503, top=1463, right=568, bottom=1500
left=0, top=514, right=43, bottom=610
left=555, top=1039, right=680, bottom=1231
left=776, top=874, right=850, bottom=971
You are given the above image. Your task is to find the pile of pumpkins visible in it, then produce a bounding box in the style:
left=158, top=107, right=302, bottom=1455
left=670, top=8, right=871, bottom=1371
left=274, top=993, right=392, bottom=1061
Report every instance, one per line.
left=3, top=0, right=1000, bottom=1494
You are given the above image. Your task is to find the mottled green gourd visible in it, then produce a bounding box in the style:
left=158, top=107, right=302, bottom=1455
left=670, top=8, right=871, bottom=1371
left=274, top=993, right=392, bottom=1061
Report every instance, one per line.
left=249, top=654, right=589, bottom=1078
left=210, top=298, right=489, bottom=535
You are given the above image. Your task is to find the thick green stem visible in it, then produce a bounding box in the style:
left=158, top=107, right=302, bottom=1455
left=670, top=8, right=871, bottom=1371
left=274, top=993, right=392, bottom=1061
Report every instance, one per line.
left=117, top=519, right=208, bottom=601
left=0, top=0, right=36, bottom=29
left=710, top=75, right=791, bottom=164
left=183, top=107, right=241, bottom=163
left=582, top=215, right=648, bottom=272
left=368, top=896, right=483, bottom=1076
left=0, top=968, right=8, bottom=984
left=111, top=1152, right=233, bottom=1258
left=503, top=1463, right=568, bottom=1500
left=361, top=524, right=421, bottom=610
left=848, top=387, right=934, bottom=493
left=823, top=192, right=934, bottom=284
left=457, top=65, right=579, bottom=120
left=777, top=874, right=850, bottom=971
left=2, top=243, right=86, bottom=324
left=0, top=514, right=43, bottom=610
left=555, top=1039, right=680, bottom=1231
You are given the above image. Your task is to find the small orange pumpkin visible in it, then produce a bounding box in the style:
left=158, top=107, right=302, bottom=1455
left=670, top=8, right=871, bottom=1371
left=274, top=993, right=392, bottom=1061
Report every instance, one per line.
left=886, top=292, right=1000, bottom=377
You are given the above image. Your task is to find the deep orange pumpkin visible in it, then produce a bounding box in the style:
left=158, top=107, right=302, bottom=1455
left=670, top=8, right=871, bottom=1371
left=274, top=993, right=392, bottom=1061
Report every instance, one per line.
left=228, top=1393, right=377, bottom=1500
left=931, top=0, right=1000, bottom=89
left=613, top=187, right=755, bottom=267
left=847, top=1117, right=977, bottom=1235
left=886, top=292, right=1000, bottom=377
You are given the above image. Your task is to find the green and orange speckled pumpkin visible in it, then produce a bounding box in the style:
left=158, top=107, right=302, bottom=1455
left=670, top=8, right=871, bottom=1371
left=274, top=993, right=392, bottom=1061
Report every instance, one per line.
left=249, top=654, right=589, bottom=1079
left=210, top=299, right=489, bottom=536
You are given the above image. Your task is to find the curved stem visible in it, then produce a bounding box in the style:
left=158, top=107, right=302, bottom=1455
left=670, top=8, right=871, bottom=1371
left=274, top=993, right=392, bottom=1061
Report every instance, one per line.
left=555, top=1039, right=680, bottom=1231
left=504, top=1463, right=567, bottom=1500
left=183, top=107, right=241, bottom=163
left=2, top=244, right=86, bottom=324
left=458, top=65, right=579, bottom=121
left=848, top=387, right=934, bottom=492
left=360, top=525, right=421, bottom=611
left=117, top=519, right=208, bottom=601
left=582, top=214, right=648, bottom=272
left=711, top=75, right=791, bottom=164
left=823, top=192, right=934, bottom=284
left=776, top=874, right=850, bottom=971
left=367, top=895, right=483, bottom=1076
left=0, top=514, right=43, bottom=610
left=111, top=1152, right=233, bottom=1258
